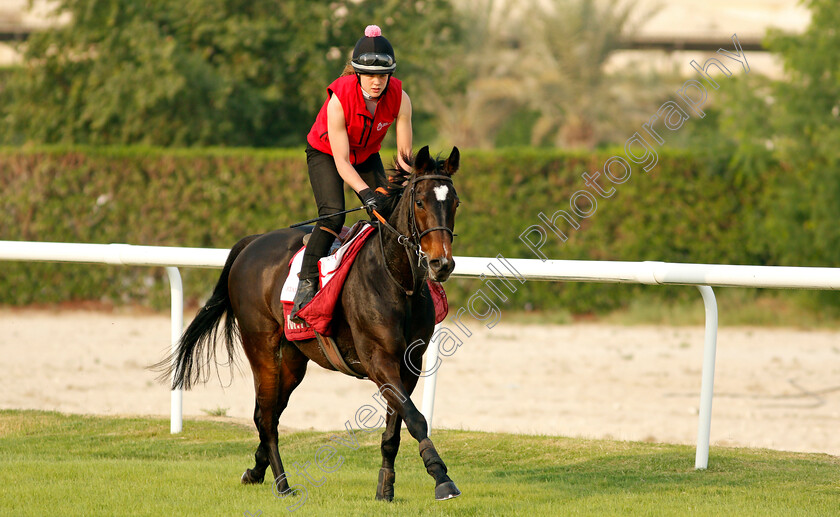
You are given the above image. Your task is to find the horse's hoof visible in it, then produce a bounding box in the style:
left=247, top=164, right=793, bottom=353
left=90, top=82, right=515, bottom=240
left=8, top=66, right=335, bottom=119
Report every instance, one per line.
left=241, top=469, right=264, bottom=484
left=435, top=480, right=461, bottom=501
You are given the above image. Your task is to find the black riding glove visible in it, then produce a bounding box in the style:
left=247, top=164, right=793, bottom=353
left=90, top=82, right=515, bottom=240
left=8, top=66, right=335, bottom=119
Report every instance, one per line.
left=359, top=188, right=387, bottom=217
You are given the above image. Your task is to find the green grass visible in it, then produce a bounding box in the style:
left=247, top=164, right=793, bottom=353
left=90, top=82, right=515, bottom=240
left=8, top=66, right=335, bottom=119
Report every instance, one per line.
left=1, top=410, right=838, bottom=516
left=201, top=406, right=231, bottom=417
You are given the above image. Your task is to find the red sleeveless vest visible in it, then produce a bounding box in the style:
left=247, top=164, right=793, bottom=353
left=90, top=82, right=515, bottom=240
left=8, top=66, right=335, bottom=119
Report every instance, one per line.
left=307, top=75, right=403, bottom=165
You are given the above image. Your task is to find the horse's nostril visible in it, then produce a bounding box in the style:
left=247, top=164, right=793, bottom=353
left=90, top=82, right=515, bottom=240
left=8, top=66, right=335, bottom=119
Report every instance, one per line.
left=429, top=258, right=447, bottom=270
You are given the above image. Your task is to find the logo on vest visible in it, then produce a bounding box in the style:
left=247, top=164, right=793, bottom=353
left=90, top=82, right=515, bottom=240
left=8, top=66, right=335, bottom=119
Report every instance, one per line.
left=377, top=121, right=392, bottom=132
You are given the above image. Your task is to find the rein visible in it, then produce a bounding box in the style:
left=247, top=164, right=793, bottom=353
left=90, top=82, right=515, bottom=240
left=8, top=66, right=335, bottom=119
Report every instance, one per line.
left=374, top=174, right=455, bottom=296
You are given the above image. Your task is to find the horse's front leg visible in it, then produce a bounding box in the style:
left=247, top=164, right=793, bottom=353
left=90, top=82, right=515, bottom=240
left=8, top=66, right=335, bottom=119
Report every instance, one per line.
left=370, top=354, right=460, bottom=501
left=376, top=345, right=427, bottom=501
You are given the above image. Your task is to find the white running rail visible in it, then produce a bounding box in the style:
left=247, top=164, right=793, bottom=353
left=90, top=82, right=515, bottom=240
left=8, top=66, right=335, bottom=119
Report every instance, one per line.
left=3, top=240, right=840, bottom=468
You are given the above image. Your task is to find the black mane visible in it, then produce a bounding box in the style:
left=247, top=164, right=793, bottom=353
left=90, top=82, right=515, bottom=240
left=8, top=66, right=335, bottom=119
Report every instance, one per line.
left=378, top=152, right=414, bottom=216
left=381, top=151, right=450, bottom=217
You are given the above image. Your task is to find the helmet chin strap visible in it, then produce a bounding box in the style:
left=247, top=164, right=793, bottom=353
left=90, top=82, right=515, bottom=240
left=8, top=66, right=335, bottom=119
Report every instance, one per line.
left=356, top=73, right=392, bottom=100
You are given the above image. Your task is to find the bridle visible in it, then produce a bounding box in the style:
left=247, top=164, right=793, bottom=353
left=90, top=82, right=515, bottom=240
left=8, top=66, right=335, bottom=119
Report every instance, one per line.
left=374, top=173, right=456, bottom=296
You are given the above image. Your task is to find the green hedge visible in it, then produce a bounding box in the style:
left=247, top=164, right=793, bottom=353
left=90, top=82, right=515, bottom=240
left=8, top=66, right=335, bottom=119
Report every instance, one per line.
left=0, top=146, right=779, bottom=311
left=446, top=147, right=773, bottom=312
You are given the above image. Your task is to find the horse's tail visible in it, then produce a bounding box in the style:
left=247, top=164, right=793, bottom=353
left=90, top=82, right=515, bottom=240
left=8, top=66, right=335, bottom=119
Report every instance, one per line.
left=153, top=234, right=261, bottom=390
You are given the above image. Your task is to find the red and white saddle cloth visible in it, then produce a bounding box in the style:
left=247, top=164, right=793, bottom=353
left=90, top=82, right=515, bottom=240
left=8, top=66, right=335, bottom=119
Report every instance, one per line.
left=281, top=222, right=448, bottom=341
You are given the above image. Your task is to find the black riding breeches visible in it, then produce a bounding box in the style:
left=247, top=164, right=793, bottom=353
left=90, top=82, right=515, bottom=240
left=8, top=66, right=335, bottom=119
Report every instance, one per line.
left=299, top=144, right=387, bottom=280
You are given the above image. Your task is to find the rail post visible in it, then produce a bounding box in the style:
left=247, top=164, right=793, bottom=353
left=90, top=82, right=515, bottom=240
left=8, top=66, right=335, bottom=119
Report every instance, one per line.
left=165, top=267, right=184, bottom=434
left=694, top=285, right=718, bottom=469
left=421, top=323, right=443, bottom=436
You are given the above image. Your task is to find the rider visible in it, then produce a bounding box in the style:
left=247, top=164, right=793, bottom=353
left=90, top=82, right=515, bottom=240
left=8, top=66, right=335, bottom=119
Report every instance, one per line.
left=291, top=24, right=414, bottom=322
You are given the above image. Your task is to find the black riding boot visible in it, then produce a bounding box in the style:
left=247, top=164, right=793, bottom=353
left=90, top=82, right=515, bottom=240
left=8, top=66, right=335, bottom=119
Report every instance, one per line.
left=291, top=226, right=335, bottom=323
left=290, top=277, right=318, bottom=323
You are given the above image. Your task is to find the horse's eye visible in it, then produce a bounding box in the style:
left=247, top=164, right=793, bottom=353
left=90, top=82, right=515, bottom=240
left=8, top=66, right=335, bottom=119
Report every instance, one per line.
left=416, top=200, right=424, bottom=208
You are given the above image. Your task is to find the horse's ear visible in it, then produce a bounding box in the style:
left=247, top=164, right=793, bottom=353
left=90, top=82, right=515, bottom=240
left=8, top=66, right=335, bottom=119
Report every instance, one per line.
left=415, top=145, right=431, bottom=173
left=444, top=146, right=460, bottom=176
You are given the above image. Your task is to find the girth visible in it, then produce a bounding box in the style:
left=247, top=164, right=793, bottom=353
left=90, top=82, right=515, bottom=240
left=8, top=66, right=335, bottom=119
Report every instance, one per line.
left=314, top=332, right=367, bottom=379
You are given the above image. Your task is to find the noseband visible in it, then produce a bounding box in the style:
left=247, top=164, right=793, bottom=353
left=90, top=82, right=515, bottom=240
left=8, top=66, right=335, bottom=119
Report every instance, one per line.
left=375, top=173, right=455, bottom=296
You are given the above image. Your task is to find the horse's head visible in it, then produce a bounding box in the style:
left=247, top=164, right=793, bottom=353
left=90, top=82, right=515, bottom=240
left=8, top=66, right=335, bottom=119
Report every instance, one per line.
left=406, top=146, right=460, bottom=282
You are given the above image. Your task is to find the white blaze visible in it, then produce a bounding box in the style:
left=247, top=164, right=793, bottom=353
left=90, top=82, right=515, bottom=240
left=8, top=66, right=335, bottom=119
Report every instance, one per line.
left=433, top=185, right=449, bottom=202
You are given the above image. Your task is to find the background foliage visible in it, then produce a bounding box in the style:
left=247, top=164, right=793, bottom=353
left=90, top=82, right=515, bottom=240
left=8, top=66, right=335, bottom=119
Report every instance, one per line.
left=0, top=146, right=781, bottom=312
left=0, top=0, right=461, bottom=147
left=0, top=0, right=680, bottom=150
left=707, top=0, right=840, bottom=268
left=0, top=1, right=838, bottom=316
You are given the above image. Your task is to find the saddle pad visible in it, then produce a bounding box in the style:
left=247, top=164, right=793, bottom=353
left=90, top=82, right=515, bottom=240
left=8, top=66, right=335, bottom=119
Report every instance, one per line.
left=281, top=223, right=373, bottom=340
left=280, top=223, right=368, bottom=308
left=281, top=224, right=449, bottom=341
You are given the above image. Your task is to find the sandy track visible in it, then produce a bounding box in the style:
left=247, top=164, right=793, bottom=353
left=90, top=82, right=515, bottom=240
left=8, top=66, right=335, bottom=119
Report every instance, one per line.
left=1, top=309, right=839, bottom=456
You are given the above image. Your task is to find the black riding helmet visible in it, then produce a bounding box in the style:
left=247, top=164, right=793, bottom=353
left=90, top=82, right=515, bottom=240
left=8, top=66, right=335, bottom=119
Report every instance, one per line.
left=351, top=25, right=396, bottom=75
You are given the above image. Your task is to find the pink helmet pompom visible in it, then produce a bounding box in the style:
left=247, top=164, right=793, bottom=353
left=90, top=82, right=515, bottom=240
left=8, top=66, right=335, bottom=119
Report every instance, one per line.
left=364, top=25, right=382, bottom=37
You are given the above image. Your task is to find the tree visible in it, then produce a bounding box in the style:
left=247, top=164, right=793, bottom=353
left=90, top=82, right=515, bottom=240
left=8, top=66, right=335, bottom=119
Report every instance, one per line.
left=418, top=0, right=530, bottom=148
left=714, top=0, right=840, bottom=267
left=422, top=0, right=670, bottom=149
left=519, top=0, right=673, bottom=148
left=0, top=0, right=460, bottom=147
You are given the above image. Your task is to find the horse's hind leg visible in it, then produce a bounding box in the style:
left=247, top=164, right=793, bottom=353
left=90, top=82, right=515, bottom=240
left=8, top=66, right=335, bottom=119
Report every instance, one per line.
left=240, top=329, right=280, bottom=485
left=240, top=331, right=308, bottom=493
left=269, top=341, right=308, bottom=493
left=241, top=401, right=270, bottom=483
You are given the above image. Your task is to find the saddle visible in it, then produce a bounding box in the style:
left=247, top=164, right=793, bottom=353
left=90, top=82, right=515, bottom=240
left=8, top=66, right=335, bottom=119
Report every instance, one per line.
left=301, top=221, right=367, bottom=249
left=280, top=222, right=448, bottom=378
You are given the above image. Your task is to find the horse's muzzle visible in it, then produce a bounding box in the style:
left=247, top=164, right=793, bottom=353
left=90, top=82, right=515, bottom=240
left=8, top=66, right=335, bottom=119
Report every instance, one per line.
left=428, top=257, right=455, bottom=282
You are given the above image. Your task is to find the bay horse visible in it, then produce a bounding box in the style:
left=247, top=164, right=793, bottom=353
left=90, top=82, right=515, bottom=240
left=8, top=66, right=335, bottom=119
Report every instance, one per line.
left=158, top=146, right=461, bottom=502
